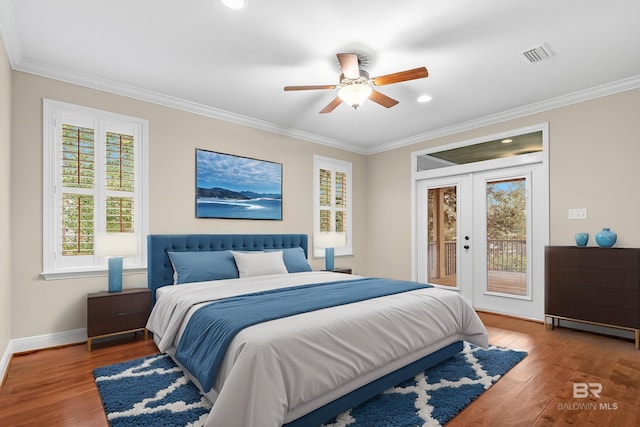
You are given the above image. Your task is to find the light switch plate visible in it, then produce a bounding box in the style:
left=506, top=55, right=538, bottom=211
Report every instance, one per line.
left=568, top=208, right=587, bottom=220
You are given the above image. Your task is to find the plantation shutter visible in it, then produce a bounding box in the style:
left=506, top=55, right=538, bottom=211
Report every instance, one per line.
left=105, top=131, right=135, bottom=233
left=314, top=156, right=353, bottom=257
left=319, top=168, right=332, bottom=232
left=60, top=128, right=136, bottom=255
left=318, top=168, right=348, bottom=234
left=334, top=170, right=347, bottom=233
left=61, top=124, right=96, bottom=256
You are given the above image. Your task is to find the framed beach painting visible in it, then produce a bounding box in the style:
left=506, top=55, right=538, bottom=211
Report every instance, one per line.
left=196, top=149, right=283, bottom=220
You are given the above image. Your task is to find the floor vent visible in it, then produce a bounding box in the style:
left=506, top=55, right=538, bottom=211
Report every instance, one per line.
left=520, top=43, right=553, bottom=64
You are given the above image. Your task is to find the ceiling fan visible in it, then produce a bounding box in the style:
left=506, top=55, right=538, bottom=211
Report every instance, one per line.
left=284, top=53, right=428, bottom=114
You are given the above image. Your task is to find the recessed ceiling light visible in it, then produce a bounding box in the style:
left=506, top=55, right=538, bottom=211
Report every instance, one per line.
left=417, top=94, right=432, bottom=103
left=501, top=139, right=513, bottom=144
left=222, top=0, right=245, bottom=9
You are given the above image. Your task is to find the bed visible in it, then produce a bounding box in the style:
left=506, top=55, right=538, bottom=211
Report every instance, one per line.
left=146, top=233, right=488, bottom=427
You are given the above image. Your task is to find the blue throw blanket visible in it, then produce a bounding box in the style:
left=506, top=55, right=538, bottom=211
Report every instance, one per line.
left=175, top=277, right=432, bottom=391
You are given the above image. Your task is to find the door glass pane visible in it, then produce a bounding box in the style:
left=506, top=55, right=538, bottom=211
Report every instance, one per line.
left=427, top=186, right=457, bottom=287
left=486, top=178, right=527, bottom=295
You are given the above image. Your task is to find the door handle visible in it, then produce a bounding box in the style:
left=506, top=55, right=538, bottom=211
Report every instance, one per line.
left=464, top=245, right=470, bottom=250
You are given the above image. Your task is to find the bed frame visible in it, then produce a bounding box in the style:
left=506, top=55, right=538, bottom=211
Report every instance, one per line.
left=147, top=233, right=308, bottom=303
left=146, top=233, right=462, bottom=426
left=284, top=340, right=462, bottom=427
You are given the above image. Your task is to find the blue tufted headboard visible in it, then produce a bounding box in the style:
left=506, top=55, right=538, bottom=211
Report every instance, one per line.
left=147, top=233, right=309, bottom=304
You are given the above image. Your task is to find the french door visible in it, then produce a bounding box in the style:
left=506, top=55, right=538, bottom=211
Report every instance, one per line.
left=416, top=174, right=473, bottom=298
left=417, top=163, right=546, bottom=320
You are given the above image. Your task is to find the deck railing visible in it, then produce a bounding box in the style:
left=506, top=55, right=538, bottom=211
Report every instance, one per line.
left=428, top=239, right=526, bottom=277
left=487, top=239, right=526, bottom=272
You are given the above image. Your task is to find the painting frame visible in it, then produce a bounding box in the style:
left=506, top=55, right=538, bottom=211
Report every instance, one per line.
left=195, top=149, right=283, bottom=220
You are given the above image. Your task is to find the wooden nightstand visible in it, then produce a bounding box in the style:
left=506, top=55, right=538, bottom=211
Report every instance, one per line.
left=325, top=268, right=352, bottom=274
left=87, top=288, right=152, bottom=351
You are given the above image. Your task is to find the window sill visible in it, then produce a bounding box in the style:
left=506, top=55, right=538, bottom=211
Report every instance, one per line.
left=41, top=267, right=147, bottom=281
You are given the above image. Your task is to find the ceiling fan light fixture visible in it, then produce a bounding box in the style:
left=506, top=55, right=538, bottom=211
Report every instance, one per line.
left=283, top=53, right=428, bottom=113
left=222, top=0, right=245, bottom=9
left=338, top=83, right=372, bottom=109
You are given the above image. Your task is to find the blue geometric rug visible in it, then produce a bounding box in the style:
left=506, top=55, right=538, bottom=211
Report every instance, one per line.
left=94, top=342, right=526, bottom=427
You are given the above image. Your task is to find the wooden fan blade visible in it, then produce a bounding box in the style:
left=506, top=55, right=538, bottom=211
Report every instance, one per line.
left=369, top=90, right=399, bottom=108
left=320, top=97, right=343, bottom=114
left=284, top=85, right=337, bottom=91
left=337, top=53, right=360, bottom=79
left=371, top=67, right=428, bottom=86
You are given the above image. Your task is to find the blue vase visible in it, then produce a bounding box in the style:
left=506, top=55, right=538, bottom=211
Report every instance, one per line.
left=595, top=228, right=617, bottom=247
left=575, top=232, right=589, bottom=247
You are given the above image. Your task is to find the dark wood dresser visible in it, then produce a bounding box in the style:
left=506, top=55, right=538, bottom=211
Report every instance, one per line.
left=87, top=287, right=152, bottom=351
left=545, top=246, right=640, bottom=349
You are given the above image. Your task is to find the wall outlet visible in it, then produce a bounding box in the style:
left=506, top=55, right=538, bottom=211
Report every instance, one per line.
left=568, top=208, right=587, bottom=220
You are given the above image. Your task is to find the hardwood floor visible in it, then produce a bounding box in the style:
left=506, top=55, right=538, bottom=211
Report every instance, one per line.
left=0, top=314, right=638, bottom=426
left=0, top=333, right=158, bottom=427
left=451, top=313, right=640, bottom=427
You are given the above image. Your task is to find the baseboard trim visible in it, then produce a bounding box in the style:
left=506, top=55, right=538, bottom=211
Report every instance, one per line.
left=1, top=329, right=87, bottom=387
left=0, top=340, right=14, bottom=387
left=10, top=328, right=87, bottom=354
left=474, top=309, right=544, bottom=324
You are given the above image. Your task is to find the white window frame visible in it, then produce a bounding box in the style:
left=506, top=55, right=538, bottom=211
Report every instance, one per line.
left=42, top=99, right=148, bottom=279
left=313, top=155, right=353, bottom=258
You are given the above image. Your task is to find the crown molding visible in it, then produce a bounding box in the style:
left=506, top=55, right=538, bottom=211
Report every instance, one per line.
left=13, top=58, right=370, bottom=154
left=8, top=53, right=640, bottom=157
left=367, top=74, right=640, bottom=155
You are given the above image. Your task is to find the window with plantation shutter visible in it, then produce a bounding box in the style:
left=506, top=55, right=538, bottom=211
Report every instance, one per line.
left=43, top=99, right=148, bottom=279
left=60, top=124, right=96, bottom=256
left=313, top=156, right=353, bottom=258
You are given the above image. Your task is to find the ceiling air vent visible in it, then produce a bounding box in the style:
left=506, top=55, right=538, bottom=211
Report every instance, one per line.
left=520, top=43, right=553, bottom=64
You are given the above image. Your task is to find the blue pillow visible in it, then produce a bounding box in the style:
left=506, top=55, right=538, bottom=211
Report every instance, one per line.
left=167, top=250, right=239, bottom=284
left=267, top=247, right=312, bottom=273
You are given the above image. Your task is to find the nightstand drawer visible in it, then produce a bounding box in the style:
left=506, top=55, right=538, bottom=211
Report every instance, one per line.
left=87, top=311, right=150, bottom=336
left=88, top=290, right=150, bottom=319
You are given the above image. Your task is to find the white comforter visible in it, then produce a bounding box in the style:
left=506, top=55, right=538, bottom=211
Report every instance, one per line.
left=146, top=272, right=488, bottom=427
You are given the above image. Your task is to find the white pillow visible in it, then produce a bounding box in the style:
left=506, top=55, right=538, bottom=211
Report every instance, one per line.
left=231, top=250, right=288, bottom=278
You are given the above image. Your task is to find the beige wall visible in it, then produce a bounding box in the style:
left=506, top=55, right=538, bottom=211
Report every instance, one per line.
left=366, top=88, right=640, bottom=279
left=0, top=36, right=11, bottom=356
left=7, top=68, right=640, bottom=343
left=10, top=71, right=366, bottom=339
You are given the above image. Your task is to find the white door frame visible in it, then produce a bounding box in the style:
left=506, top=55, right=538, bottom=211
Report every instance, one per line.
left=411, top=123, right=549, bottom=320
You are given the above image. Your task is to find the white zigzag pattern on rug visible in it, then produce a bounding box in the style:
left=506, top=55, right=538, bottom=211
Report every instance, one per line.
left=323, top=342, right=504, bottom=427
left=94, top=354, right=212, bottom=425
